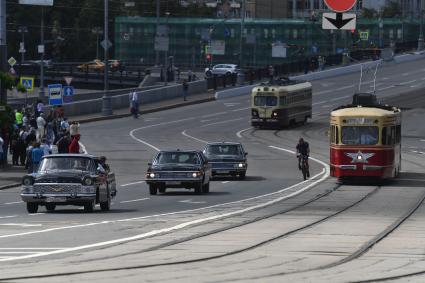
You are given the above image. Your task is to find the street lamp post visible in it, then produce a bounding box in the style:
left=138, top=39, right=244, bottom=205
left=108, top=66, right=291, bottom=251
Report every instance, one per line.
left=379, top=18, right=383, bottom=48
left=239, top=0, right=246, bottom=68
left=92, top=27, right=103, bottom=60
left=155, top=0, right=160, bottom=66
left=418, top=10, right=424, bottom=51
left=39, top=6, right=46, bottom=102
left=0, top=0, right=7, bottom=105
left=18, top=26, right=28, bottom=76
left=101, top=0, right=112, bottom=116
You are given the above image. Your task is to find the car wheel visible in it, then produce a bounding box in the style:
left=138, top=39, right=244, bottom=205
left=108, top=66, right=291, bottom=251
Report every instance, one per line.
left=206, top=70, right=212, bottom=77
left=202, top=182, right=210, bottom=194
left=158, top=187, right=166, bottom=194
left=239, top=172, right=246, bottom=180
left=84, top=201, right=95, bottom=213
left=45, top=204, right=56, bottom=212
left=26, top=203, right=38, bottom=213
left=194, top=182, right=203, bottom=195
left=149, top=185, right=158, bottom=195
left=100, top=194, right=111, bottom=211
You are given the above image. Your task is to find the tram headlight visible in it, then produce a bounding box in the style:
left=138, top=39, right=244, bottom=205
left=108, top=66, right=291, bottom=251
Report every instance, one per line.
left=272, top=111, right=279, bottom=118
left=252, top=109, right=258, bottom=117
left=357, top=155, right=363, bottom=161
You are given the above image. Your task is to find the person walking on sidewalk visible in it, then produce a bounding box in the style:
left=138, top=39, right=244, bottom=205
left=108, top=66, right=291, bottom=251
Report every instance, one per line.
left=130, top=89, right=140, bottom=119
left=182, top=79, right=189, bottom=101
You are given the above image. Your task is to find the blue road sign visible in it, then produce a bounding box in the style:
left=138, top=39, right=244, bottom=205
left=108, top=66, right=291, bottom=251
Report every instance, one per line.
left=20, top=77, right=34, bottom=91
left=48, top=84, right=63, bottom=105
left=63, top=86, right=74, bottom=103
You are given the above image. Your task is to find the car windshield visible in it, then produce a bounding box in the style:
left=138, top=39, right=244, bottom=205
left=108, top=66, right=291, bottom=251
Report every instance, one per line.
left=205, top=145, right=242, bottom=156
left=254, top=96, right=278, bottom=106
left=38, top=157, right=93, bottom=172
left=155, top=152, right=200, bottom=165
left=341, top=126, right=379, bottom=145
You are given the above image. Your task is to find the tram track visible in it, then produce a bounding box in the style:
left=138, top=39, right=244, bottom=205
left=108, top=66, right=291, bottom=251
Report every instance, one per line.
left=0, top=183, right=386, bottom=281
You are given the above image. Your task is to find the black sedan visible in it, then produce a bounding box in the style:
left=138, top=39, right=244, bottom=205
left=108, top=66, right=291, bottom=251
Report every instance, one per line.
left=145, top=150, right=212, bottom=195
left=203, top=142, right=248, bottom=179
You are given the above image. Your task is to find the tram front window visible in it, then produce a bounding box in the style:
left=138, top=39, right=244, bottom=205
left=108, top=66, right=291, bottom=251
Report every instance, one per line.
left=254, top=96, right=277, bottom=107
left=341, top=126, right=378, bottom=145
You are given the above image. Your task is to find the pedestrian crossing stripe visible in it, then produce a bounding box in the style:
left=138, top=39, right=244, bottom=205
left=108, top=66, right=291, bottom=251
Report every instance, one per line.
left=20, top=77, right=34, bottom=91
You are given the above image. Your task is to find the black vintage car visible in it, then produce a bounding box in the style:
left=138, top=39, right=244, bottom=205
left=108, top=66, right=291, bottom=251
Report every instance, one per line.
left=20, top=154, right=117, bottom=213
left=145, top=150, right=211, bottom=195
left=203, top=142, right=248, bottom=179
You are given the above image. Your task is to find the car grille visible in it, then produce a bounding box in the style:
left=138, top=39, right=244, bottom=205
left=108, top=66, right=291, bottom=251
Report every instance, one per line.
left=211, top=163, right=237, bottom=169
left=37, top=177, right=82, bottom=183
left=157, top=172, right=190, bottom=179
left=33, top=184, right=82, bottom=194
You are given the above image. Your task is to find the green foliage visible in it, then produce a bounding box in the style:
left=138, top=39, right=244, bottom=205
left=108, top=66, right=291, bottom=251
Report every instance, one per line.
left=382, top=1, right=402, bottom=18
left=0, top=72, right=15, bottom=90
left=362, top=8, right=378, bottom=19
left=16, top=83, right=27, bottom=93
left=0, top=104, right=14, bottom=127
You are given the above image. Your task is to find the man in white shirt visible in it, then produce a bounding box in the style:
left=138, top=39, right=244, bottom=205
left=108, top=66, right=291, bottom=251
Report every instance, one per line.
left=36, top=113, right=46, bottom=141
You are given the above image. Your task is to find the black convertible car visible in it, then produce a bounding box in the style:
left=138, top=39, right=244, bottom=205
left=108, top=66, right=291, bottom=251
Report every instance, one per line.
left=203, top=142, right=248, bottom=179
left=145, top=150, right=212, bottom=195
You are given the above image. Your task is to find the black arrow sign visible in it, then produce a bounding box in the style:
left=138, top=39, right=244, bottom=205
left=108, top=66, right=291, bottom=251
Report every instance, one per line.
left=325, top=13, right=354, bottom=29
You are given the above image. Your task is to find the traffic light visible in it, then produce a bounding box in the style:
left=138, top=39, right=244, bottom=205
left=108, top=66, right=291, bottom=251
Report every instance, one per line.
left=206, top=53, right=212, bottom=61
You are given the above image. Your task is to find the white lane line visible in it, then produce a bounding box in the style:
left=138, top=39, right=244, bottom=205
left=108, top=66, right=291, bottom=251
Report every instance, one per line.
left=120, top=181, right=145, bottom=187
left=222, top=181, right=230, bottom=184
left=313, top=101, right=327, bottom=106
left=201, top=117, right=244, bottom=128
left=0, top=216, right=17, bottom=220
left=336, top=84, right=355, bottom=91
left=381, top=77, right=389, bottom=80
left=0, top=252, right=43, bottom=254
left=236, top=127, right=253, bottom=138
left=0, top=248, right=67, bottom=250
left=3, top=201, right=23, bottom=205
left=0, top=224, right=42, bottom=227
left=398, top=80, right=417, bottom=86
left=202, top=112, right=228, bottom=118
left=179, top=199, right=207, bottom=204
left=182, top=130, right=208, bottom=144
left=377, top=85, right=395, bottom=91
left=322, top=105, right=331, bottom=108
left=401, top=73, right=410, bottom=76
left=420, top=140, right=425, bottom=142
left=28, top=213, right=45, bottom=216
left=0, top=153, right=328, bottom=262
left=120, top=198, right=150, bottom=204
left=232, top=107, right=250, bottom=112
left=330, top=95, right=350, bottom=102
left=314, top=90, right=333, bottom=96
left=421, top=77, right=425, bottom=81
left=129, top=117, right=196, bottom=152
left=410, top=84, right=422, bottom=88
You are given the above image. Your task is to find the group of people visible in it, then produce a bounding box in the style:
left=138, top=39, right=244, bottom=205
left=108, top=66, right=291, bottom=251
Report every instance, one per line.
left=2, top=100, right=83, bottom=172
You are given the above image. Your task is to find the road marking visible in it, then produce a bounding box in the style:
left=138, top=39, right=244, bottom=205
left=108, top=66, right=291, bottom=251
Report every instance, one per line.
left=314, top=90, right=333, bottom=96
left=179, top=199, right=207, bottom=204
left=381, top=77, right=389, bottom=80
left=120, top=198, right=150, bottom=204
left=120, top=181, right=145, bottom=187
left=182, top=130, right=208, bottom=143
left=201, top=117, right=244, bottom=128
left=0, top=216, right=17, bottom=220
left=401, top=72, right=410, bottom=76
left=410, top=84, right=421, bottom=88
left=330, top=95, right=350, bottom=102
left=224, top=103, right=240, bottom=107
left=201, top=112, right=228, bottom=118
left=398, top=80, right=417, bottom=86
left=0, top=248, right=67, bottom=250
left=3, top=201, right=23, bottom=205
left=420, top=140, right=425, bottom=142
left=232, top=107, right=250, bottom=112
left=0, top=162, right=328, bottom=262
left=336, top=84, right=355, bottom=91
left=236, top=127, right=253, bottom=138
left=28, top=213, right=45, bottom=216
left=313, top=101, right=327, bottom=106
left=0, top=223, right=42, bottom=227
left=377, top=85, right=395, bottom=91
left=222, top=181, right=230, bottom=184
left=421, top=77, right=425, bottom=81
left=322, top=105, right=331, bottom=108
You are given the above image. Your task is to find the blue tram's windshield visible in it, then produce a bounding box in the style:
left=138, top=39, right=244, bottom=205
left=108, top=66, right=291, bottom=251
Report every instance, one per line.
left=341, top=126, right=379, bottom=145
left=254, top=96, right=277, bottom=107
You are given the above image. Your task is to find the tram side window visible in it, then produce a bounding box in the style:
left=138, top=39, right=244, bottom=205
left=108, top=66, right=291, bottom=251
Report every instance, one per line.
left=382, top=126, right=396, bottom=145
left=330, top=126, right=339, bottom=144
left=396, top=125, right=401, bottom=144
left=279, top=96, right=286, bottom=106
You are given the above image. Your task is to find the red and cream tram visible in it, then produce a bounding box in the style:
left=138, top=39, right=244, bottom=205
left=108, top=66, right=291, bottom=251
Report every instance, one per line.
left=330, top=94, right=401, bottom=180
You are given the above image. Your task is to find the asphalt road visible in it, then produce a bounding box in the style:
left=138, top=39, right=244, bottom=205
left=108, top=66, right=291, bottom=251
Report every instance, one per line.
left=1, top=58, right=425, bottom=282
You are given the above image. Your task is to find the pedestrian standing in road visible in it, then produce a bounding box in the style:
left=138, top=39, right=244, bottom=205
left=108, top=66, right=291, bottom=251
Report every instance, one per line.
left=268, top=65, right=274, bottom=83
left=130, top=90, right=140, bottom=119
left=56, top=133, right=71, bottom=154
left=36, top=113, right=46, bottom=141
left=182, top=79, right=189, bottom=101
left=31, top=142, right=44, bottom=173
left=68, top=134, right=80, bottom=154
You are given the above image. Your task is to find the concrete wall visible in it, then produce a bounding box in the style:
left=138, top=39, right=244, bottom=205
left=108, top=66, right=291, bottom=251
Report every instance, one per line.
left=60, top=80, right=207, bottom=116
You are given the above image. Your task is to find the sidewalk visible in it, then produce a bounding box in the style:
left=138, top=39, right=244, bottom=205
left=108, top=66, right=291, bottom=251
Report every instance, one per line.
left=0, top=90, right=217, bottom=190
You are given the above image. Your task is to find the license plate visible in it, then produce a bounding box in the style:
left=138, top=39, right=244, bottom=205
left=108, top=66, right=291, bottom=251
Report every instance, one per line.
left=166, top=181, right=180, bottom=185
left=216, top=170, right=230, bottom=174
left=46, top=197, right=67, bottom=203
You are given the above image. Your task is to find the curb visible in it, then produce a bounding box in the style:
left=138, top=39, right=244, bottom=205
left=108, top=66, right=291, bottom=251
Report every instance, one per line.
left=0, top=183, right=21, bottom=191
left=73, top=97, right=216, bottom=124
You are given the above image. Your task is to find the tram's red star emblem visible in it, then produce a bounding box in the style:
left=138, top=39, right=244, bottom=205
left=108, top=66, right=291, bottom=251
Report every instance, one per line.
left=345, top=151, right=375, bottom=163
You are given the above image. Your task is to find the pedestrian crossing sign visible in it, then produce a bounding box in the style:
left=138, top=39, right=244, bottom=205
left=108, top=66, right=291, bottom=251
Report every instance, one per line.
left=20, top=77, right=34, bottom=91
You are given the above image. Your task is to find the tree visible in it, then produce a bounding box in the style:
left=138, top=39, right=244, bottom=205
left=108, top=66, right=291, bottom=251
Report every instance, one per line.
left=382, top=1, right=402, bottom=18
left=361, top=8, right=377, bottom=19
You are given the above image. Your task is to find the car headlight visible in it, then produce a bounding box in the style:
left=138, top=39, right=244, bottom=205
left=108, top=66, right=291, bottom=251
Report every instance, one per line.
left=148, top=173, right=156, bottom=178
left=22, top=176, right=34, bottom=186
left=235, top=163, right=245, bottom=168
left=82, top=176, right=94, bottom=186
left=190, top=172, right=202, bottom=178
